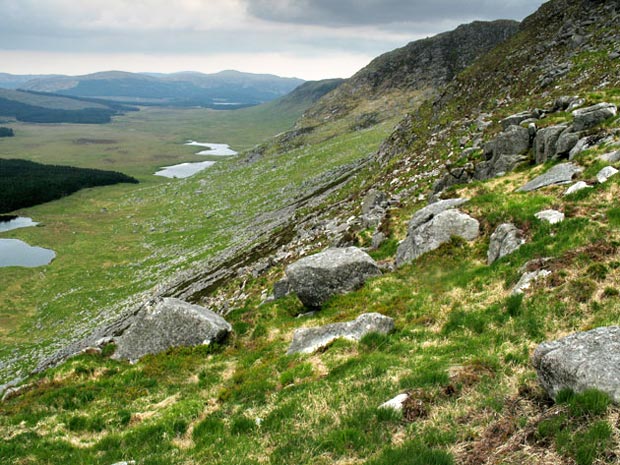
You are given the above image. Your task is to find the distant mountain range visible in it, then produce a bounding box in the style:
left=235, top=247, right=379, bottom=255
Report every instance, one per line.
left=2, top=70, right=305, bottom=108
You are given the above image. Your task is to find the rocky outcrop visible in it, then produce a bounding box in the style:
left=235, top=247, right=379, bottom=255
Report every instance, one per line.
left=287, top=313, right=394, bottom=355
left=488, top=223, right=524, bottom=264
left=517, top=163, right=583, bottom=192
left=477, top=125, right=532, bottom=179
left=572, top=103, right=618, bottom=132
left=397, top=204, right=479, bottom=267
left=361, top=189, right=389, bottom=228
left=535, top=210, right=565, bottom=224
left=112, top=298, right=231, bottom=362
left=535, top=125, right=568, bottom=164
left=500, top=110, right=540, bottom=130
left=533, top=326, right=620, bottom=402
left=285, top=247, right=381, bottom=309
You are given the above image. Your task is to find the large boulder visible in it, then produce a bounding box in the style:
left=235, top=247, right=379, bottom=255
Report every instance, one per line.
left=555, top=130, right=580, bottom=158
left=407, top=198, right=469, bottom=231
left=535, top=125, right=568, bottom=164
left=361, top=189, right=388, bottom=215
left=533, top=327, right=620, bottom=402
left=285, top=247, right=381, bottom=309
left=487, top=223, right=524, bottom=264
left=397, top=209, right=480, bottom=266
left=112, top=298, right=232, bottom=362
left=572, top=103, right=617, bottom=132
left=517, top=163, right=583, bottom=192
left=475, top=125, right=531, bottom=180
left=287, top=313, right=394, bottom=355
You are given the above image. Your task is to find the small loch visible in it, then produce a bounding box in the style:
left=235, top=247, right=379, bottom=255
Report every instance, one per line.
left=154, top=141, right=238, bottom=179
left=0, top=239, right=56, bottom=268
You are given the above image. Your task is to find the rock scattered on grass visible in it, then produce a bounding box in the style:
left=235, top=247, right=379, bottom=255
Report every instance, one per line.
left=572, top=102, right=617, bottom=132
left=287, top=313, right=394, bottom=355
left=535, top=210, right=565, bottom=225
left=488, top=223, right=525, bottom=264
left=285, top=247, right=381, bottom=309
left=597, top=166, right=619, bottom=184
left=379, top=393, right=410, bottom=412
left=517, top=162, right=583, bottom=192
left=512, top=270, right=551, bottom=295
left=564, top=181, right=591, bottom=196
left=533, top=326, right=620, bottom=402
left=112, top=298, right=231, bottom=362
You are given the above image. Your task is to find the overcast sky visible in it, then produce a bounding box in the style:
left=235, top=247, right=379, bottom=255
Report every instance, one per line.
left=0, top=0, right=546, bottom=80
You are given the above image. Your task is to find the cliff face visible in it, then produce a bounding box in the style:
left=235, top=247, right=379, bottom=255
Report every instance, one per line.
left=300, top=20, right=520, bottom=124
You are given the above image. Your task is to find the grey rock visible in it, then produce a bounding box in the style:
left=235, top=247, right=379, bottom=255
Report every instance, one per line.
left=287, top=313, right=394, bottom=355
left=512, top=270, right=551, bottom=295
left=112, top=298, right=232, bottom=362
left=569, top=138, right=589, bottom=160
left=488, top=223, right=525, bottom=264
left=533, top=326, right=620, bottom=402
left=555, top=131, right=580, bottom=158
left=371, top=231, right=386, bottom=250
left=535, top=210, right=565, bottom=225
left=493, top=124, right=532, bottom=157
left=475, top=125, right=531, bottom=180
left=535, top=125, right=567, bottom=164
left=407, top=198, right=469, bottom=231
left=517, top=163, right=583, bottom=192
left=362, top=189, right=388, bottom=215
left=564, top=181, right=592, bottom=196
left=610, top=51, right=620, bottom=60
left=500, top=111, right=539, bottom=130
left=273, top=278, right=292, bottom=300
left=597, top=166, right=619, bottom=183
left=572, top=103, right=618, bottom=132
left=553, top=96, right=581, bottom=112
left=110, top=462, right=136, bottom=465
left=285, top=247, right=381, bottom=309
left=598, top=151, right=620, bottom=163
left=433, top=165, right=474, bottom=193
left=397, top=210, right=480, bottom=267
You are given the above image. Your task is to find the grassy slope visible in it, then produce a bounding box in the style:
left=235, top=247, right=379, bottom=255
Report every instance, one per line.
left=0, top=89, right=108, bottom=111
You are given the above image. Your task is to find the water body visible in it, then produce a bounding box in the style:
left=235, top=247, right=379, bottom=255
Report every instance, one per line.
left=184, top=141, right=238, bottom=156
left=0, top=239, right=56, bottom=268
left=154, top=141, right=238, bottom=178
left=0, top=216, right=38, bottom=233
left=155, top=161, right=217, bottom=179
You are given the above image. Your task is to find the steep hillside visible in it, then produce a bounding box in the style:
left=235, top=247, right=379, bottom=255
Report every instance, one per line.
left=20, top=70, right=304, bottom=108
left=300, top=20, right=520, bottom=127
left=2, top=1, right=620, bottom=464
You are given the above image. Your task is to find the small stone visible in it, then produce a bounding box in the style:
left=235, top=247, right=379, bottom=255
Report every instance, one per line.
left=597, top=166, right=619, bottom=183
left=535, top=210, right=565, bottom=224
left=488, top=223, right=525, bottom=264
left=379, top=393, right=410, bottom=412
left=512, top=270, right=551, bottom=295
left=598, top=151, right=620, bottom=163
left=564, top=181, right=591, bottom=196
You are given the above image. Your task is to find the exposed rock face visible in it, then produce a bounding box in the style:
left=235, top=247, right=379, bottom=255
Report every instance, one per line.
left=112, top=298, right=232, bottom=362
left=535, top=125, right=567, bottom=164
left=500, top=110, right=540, bottom=130
left=572, top=103, right=617, bottom=132
left=569, top=138, right=589, bottom=160
left=597, top=166, right=619, bottom=183
left=564, top=181, right=592, bottom=196
left=555, top=131, right=580, bottom=157
left=287, top=313, right=394, bottom=355
left=488, top=223, right=524, bottom=264
left=478, top=125, right=532, bottom=179
left=397, top=209, right=479, bottom=266
left=517, top=163, right=583, bottom=192
left=407, top=198, right=469, bottom=231
left=535, top=210, right=565, bottom=224
left=533, top=326, right=620, bottom=402
left=285, top=247, right=381, bottom=309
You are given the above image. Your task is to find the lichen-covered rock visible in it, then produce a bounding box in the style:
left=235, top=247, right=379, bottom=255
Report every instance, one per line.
left=285, top=247, right=381, bottom=309
left=407, top=198, right=469, bottom=231
left=512, top=269, right=551, bottom=294
left=569, top=137, right=589, bottom=160
left=397, top=209, right=480, bottom=267
left=535, top=209, right=565, bottom=224
left=500, top=110, right=540, bottom=130
left=555, top=130, right=580, bottom=158
left=533, top=326, right=620, bottom=402
left=535, top=125, right=568, bottom=164
left=572, top=103, right=617, bottom=132
left=112, top=298, right=232, bottom=362
left=488, top=223, right=524, bottom=264
left=597, top=166, right=619, bottom=183
left=517, top=163, right=583, bottom=192
left=287, top=313, right=394, bottom=355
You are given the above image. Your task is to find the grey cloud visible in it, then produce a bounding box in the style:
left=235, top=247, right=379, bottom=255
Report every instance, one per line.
left=245, top=0, right=546, bottom=27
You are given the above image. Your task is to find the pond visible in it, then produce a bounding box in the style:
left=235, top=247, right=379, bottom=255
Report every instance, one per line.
left=154, top=141, right=238, bottom=178
left=0, top=216, right=38, bottom=233
left=0, top=239, right=56, bottom=268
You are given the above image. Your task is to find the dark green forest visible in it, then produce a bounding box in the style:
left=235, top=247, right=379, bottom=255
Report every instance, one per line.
left=0, top=127, right=14, bottom=137
left=0, top=159, right=138, bottom=213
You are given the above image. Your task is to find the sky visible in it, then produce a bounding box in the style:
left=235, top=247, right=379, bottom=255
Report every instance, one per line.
left=0, top=0, right=547, bottom=80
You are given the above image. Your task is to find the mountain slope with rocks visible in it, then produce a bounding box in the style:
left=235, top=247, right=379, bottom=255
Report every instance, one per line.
left=2, top=1, right=620, bottom=464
